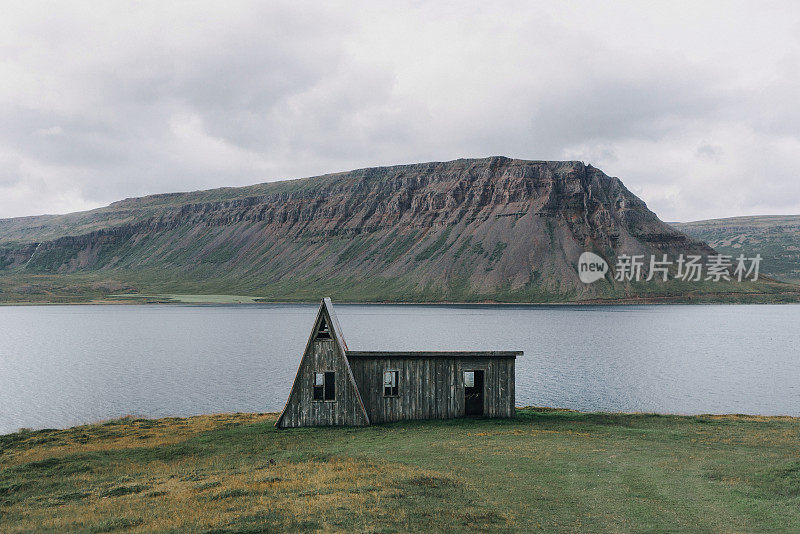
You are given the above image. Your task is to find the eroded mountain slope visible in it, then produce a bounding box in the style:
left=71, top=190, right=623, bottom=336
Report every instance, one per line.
left=0, top=157, right=791, bottom=302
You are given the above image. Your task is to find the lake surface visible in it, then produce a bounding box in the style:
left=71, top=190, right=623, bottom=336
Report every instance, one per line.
left=1, top=304, right=798, bottom=434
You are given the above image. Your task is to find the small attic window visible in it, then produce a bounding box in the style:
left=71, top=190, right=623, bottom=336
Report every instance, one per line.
left=315, top=317, right=331, bottom=339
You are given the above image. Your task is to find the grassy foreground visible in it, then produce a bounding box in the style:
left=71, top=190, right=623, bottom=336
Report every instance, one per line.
left=2, top=409, right=800, bottom=532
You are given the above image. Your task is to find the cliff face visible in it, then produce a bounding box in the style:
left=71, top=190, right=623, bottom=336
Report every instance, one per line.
left=0, top=157, right=722, bottom=301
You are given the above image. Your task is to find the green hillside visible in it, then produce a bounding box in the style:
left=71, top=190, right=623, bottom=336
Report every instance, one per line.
left=674, top=215, right=800, bottom=284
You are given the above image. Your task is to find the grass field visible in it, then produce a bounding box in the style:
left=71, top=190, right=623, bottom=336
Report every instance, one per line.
left=3, top=409, right=800, bottom=532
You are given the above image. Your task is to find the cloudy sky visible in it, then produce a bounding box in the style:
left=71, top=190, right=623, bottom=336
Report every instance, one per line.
left=1, top=1, right=799, bottom=222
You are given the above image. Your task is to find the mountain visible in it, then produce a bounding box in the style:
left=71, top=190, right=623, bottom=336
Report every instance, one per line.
left=0, top=157, right=796, bottom=303
left=674, top=215, right=800, bottom=284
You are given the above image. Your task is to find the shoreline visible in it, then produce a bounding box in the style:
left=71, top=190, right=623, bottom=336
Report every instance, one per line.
left=2, top=291, right=800, bottom=306
left=6, top=407, right=800, bottom=437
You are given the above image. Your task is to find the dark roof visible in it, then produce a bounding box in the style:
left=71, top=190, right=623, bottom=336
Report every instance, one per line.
left=346, top=351, right=521, bottom=358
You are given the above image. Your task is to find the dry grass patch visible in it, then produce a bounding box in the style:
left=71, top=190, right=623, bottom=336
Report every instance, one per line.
left=2, top=456, right=504, bottom=533
left=0, top=415, right=511, bottom=533
left=0, top=413, right=272, bottom=466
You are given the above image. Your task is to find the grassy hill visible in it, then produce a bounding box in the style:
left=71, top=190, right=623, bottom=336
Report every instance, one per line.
left=674, top=215, right=800, bottom=284
left=3, top=409, right=800, bottom=532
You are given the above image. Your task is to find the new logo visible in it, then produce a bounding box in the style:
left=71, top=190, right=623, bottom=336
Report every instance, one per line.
left=577, top=252, right=609, bottom=284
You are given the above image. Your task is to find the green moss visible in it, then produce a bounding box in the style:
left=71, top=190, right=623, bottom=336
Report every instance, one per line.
left=100, top=484, right=150, bottom=497
left=336, top=235, right=377, bottom=265
left=414, top=227, right=453, bottom=262
left=199, top=244, right=238, bottom=264
left=25, top=243, right=82, bottom=273
left=451, top=236, right=473, bottom=260
left=379, top=230, right=419, bottom=264
left=485, top=241, right=508, bottom=271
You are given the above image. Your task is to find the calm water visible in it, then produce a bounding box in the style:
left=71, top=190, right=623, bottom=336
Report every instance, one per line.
left=0, top=304, right=798, bottom=434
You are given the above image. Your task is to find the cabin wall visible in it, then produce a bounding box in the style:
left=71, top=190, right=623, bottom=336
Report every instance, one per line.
left=277, top=338, right=368, bottom=428
left=348, top=356, right=515, bottom=424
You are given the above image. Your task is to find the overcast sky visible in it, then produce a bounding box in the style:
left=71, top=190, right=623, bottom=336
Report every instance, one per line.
left=1, top=1, right=799, bottom=222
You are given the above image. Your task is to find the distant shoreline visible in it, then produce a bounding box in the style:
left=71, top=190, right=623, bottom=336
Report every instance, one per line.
left=3, top=291, right=800, bottom=306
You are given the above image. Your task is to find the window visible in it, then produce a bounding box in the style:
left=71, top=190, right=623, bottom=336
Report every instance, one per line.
left=464, top=371, right=474, bottom=388
left=383, top=370, right=399, bottom=397
left=313, top=371, right=336, bottom=401
left=313, top=373, right=324, bottom=400
left=315, top=317, right=331, bottom=339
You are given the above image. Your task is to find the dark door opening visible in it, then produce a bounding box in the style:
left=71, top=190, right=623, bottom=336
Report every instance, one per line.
left=464, top=370, right=484, bottom=416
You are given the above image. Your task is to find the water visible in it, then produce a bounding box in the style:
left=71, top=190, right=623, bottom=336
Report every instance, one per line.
left=0, top=303, right=798, bottom=434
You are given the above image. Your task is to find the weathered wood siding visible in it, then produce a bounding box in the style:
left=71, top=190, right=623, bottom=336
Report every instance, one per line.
left=348, top=355, right=515, bottom=423
left=277, top=338, right=369, bottom=428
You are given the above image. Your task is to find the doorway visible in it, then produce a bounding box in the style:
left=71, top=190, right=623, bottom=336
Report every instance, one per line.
left=464, top=370, right=484, bottom=416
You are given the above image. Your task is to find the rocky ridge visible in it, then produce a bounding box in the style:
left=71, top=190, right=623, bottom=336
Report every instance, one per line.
left=0, top=157, right=779, bottom=302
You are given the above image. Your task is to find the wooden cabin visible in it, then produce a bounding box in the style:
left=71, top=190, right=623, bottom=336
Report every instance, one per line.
left=276, top=298, right=521, bottom=428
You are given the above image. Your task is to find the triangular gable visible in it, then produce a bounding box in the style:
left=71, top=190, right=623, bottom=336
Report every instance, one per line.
left=275, top=298, right=369, bottom=428
left=323, top=297, right=348, bottom=352
left=315, top=315, right=332, bottom=339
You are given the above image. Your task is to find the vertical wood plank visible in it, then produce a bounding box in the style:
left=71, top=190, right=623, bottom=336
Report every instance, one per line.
left=284, top=353, right=518, bottom=427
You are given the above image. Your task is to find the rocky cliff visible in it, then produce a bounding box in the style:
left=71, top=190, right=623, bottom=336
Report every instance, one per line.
left=0, top=157, right=789, bottom=302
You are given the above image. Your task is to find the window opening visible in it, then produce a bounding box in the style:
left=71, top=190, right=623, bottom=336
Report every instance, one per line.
left=383, top=370, right=399, bottom=396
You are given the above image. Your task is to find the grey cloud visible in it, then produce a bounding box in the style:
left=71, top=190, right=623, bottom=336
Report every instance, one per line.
left=526, top=66, right=728, bottom=154
left=1, top=1, right=799, bottom=222
left=696, top=144, right=723, bottom=161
